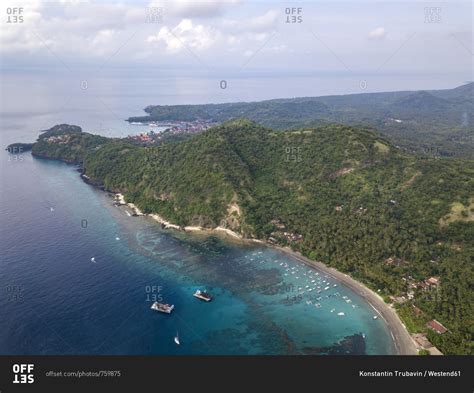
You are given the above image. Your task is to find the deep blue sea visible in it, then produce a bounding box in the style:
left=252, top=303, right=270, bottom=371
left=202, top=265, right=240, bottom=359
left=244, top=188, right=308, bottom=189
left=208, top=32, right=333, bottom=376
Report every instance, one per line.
left=0, top=74, right=396, bottom=355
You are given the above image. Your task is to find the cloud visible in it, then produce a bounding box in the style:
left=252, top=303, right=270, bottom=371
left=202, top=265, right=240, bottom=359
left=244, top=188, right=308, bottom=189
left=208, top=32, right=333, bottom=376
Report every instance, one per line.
left=0, top=1, right=470, bottom=78
left=145, top=9, right=280, bottom=55
left=0, top=0, right=44, bottom=52
left=147, top=19, right=218, bottom=53
left=368, top=27, right=387, bottom=40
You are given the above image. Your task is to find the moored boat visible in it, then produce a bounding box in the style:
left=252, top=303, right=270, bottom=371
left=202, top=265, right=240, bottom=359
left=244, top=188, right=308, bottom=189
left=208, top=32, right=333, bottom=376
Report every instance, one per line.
left=193, top=289, right=212, bottom=302
left=151, top=302, right=174, bottom=314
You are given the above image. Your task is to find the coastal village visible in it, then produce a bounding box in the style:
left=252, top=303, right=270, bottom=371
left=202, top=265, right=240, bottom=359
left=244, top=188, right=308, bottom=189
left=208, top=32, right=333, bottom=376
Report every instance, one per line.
left=127, top=120, right=218, bottom=145
left=383, top=256, right=448, bottom=355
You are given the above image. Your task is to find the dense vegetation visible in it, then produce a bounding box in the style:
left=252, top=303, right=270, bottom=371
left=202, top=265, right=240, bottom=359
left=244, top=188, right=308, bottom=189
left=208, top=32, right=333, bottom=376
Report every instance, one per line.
left=21, top=120, right=474, bottom=354
left=32, top=124, right=109, bottom=163
left=128, top=83, right=474, bottom=159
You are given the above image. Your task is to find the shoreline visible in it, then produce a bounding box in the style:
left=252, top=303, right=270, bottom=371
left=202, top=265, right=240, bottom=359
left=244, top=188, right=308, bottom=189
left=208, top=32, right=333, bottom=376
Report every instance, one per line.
left=114, top=191, right=418, bottom=355
left=270, top=245, right=419, bottom=356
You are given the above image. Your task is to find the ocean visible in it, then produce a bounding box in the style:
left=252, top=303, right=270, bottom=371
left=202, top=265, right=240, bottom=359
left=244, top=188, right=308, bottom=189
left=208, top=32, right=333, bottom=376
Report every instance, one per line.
left=0, top=72, right=396, bottom=355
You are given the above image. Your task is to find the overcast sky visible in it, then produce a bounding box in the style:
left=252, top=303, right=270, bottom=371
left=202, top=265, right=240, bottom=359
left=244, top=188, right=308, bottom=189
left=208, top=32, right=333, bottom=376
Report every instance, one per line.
left=1, top=1, right=472, bottom=89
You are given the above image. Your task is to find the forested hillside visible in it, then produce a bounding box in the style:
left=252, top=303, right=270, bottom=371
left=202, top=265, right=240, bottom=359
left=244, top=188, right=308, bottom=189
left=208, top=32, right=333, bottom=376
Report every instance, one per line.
left=128, top=83, right=474, bottom=159
left=21, top=120, right=474, bottom=354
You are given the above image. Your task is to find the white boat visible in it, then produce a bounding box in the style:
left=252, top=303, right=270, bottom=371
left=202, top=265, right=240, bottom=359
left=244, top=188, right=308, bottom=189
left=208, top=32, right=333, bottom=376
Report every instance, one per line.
left=174, top=332, right=180, bottom=345
left=125, top=211, right=131, bottom=217
left=193, top=289, right=212, bottom=302
left=337, top=312, right=345, bottom=316
left=151, top=302, right=174, bottom=314
left=90, top=257, right=96, bottom=263
left=373, top=315, right=378, bottom=320
left=330, top=308, right=336, bottom=313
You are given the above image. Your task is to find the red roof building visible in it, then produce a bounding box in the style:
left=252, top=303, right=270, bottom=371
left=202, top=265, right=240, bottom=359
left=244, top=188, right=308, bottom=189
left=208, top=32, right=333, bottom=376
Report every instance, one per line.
left=426, top=319, right=448, bottom=334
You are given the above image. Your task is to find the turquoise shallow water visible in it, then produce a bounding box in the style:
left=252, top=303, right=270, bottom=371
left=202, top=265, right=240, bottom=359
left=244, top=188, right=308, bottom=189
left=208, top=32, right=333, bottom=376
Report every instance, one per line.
left=0, top=152, right=396, bottom=355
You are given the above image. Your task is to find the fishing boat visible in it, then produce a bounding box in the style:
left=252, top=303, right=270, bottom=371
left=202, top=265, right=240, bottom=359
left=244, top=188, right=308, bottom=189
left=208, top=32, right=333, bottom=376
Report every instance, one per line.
left=174, top=332, right=180, bottom=345
left=151, top=302, right=174, bottom=314
left=193, top=289, right=212, bottom=302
